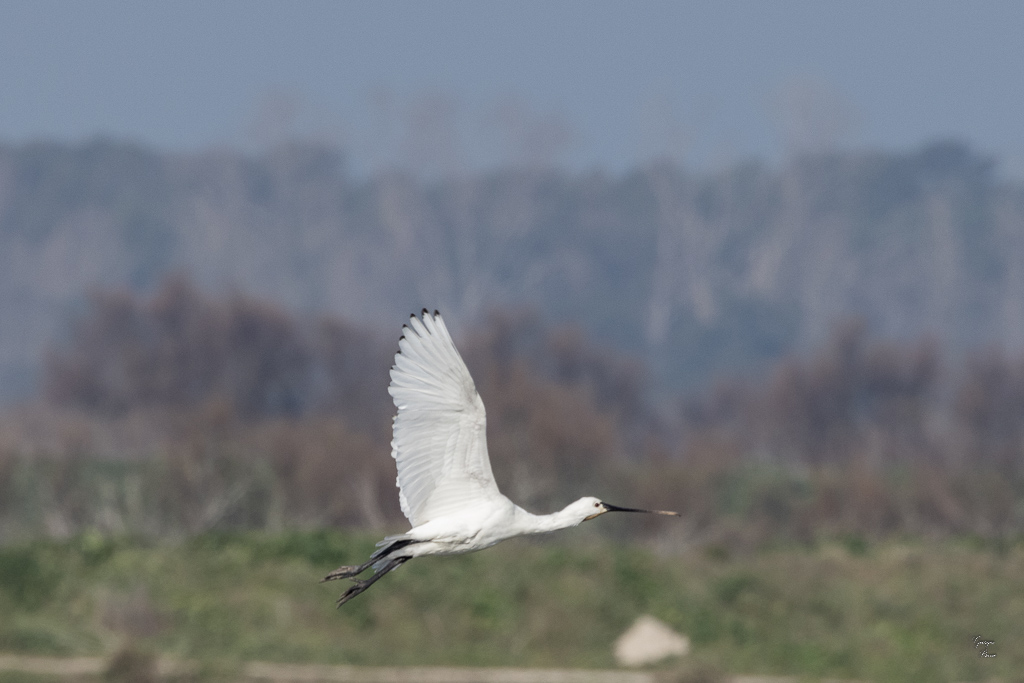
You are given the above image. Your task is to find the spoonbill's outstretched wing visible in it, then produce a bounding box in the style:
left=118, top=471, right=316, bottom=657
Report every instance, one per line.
left=388, top=310, right=502, bottom=527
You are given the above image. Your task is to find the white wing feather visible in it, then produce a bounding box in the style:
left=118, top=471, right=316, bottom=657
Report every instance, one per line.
left=388, top=310, right=502, bottom=527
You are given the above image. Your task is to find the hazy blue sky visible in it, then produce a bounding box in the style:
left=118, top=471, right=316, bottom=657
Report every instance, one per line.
left=3, top=1, right=1023, bottom=177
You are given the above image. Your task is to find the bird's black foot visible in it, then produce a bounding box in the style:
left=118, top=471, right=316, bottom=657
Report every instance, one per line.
left=321, top=564, right=369, bottom=582
left=334, top=556, right=408, bottom=608
left=335, top=579, right=371, bottom=607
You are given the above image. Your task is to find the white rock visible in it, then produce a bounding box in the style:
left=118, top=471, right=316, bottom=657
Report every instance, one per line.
left=614, top=615, right=690, bottom=667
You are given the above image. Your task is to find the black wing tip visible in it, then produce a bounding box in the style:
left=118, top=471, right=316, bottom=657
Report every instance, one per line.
left=405, top=309, right=440, bottom=327
left=409, top=308, right=440, bottom=320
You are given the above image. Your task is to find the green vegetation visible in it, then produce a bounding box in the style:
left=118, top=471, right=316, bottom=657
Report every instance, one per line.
left=0, top=529, right=1021, bottom=682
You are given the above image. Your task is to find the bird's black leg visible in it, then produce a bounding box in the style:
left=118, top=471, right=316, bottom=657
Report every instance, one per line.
left=321, top=538, right=420, bottom=583
left=335, top=556, right=408, bottom=608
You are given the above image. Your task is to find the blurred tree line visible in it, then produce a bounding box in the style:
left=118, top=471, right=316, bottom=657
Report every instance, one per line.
left=1, top=276, right=1023, bottom=547
left=3, top=138, right=1024, bottom=401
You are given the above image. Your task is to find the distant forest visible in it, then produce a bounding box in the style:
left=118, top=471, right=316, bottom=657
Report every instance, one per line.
left=1, top=137, right=1024, bottom=401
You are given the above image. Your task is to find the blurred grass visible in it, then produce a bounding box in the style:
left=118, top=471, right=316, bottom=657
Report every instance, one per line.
left=0, top=529, right=1021, bottom=683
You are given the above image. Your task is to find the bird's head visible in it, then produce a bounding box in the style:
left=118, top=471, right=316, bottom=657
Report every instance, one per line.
left=572, top=496, right=680, bottom=522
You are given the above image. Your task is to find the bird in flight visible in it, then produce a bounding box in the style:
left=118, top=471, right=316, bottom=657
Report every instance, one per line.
left=323, top=310, right=679, bottom=606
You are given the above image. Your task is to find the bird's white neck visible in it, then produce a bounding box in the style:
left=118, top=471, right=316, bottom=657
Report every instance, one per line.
left=515, top=504, right=586, bottom=535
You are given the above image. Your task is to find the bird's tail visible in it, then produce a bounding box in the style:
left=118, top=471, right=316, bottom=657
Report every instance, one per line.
left=372, top=534, right=416, bottom=559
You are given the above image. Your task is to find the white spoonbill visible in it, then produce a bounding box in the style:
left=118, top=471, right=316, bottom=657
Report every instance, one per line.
left=323, top=310, right=679, bottom=606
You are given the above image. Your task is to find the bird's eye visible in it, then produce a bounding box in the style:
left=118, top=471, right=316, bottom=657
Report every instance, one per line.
left=594, top=502, right=600, bottom=507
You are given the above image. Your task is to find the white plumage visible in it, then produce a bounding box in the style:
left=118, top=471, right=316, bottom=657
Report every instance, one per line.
left=323, top=310, right=679, bottom=607
left=389, top=311, right=497, bottom=527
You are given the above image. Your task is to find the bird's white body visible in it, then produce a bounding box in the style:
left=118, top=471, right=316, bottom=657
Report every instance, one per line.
left=396, top=497, right=600, bottom=558
left=324, top=310, right=677, bottom=606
